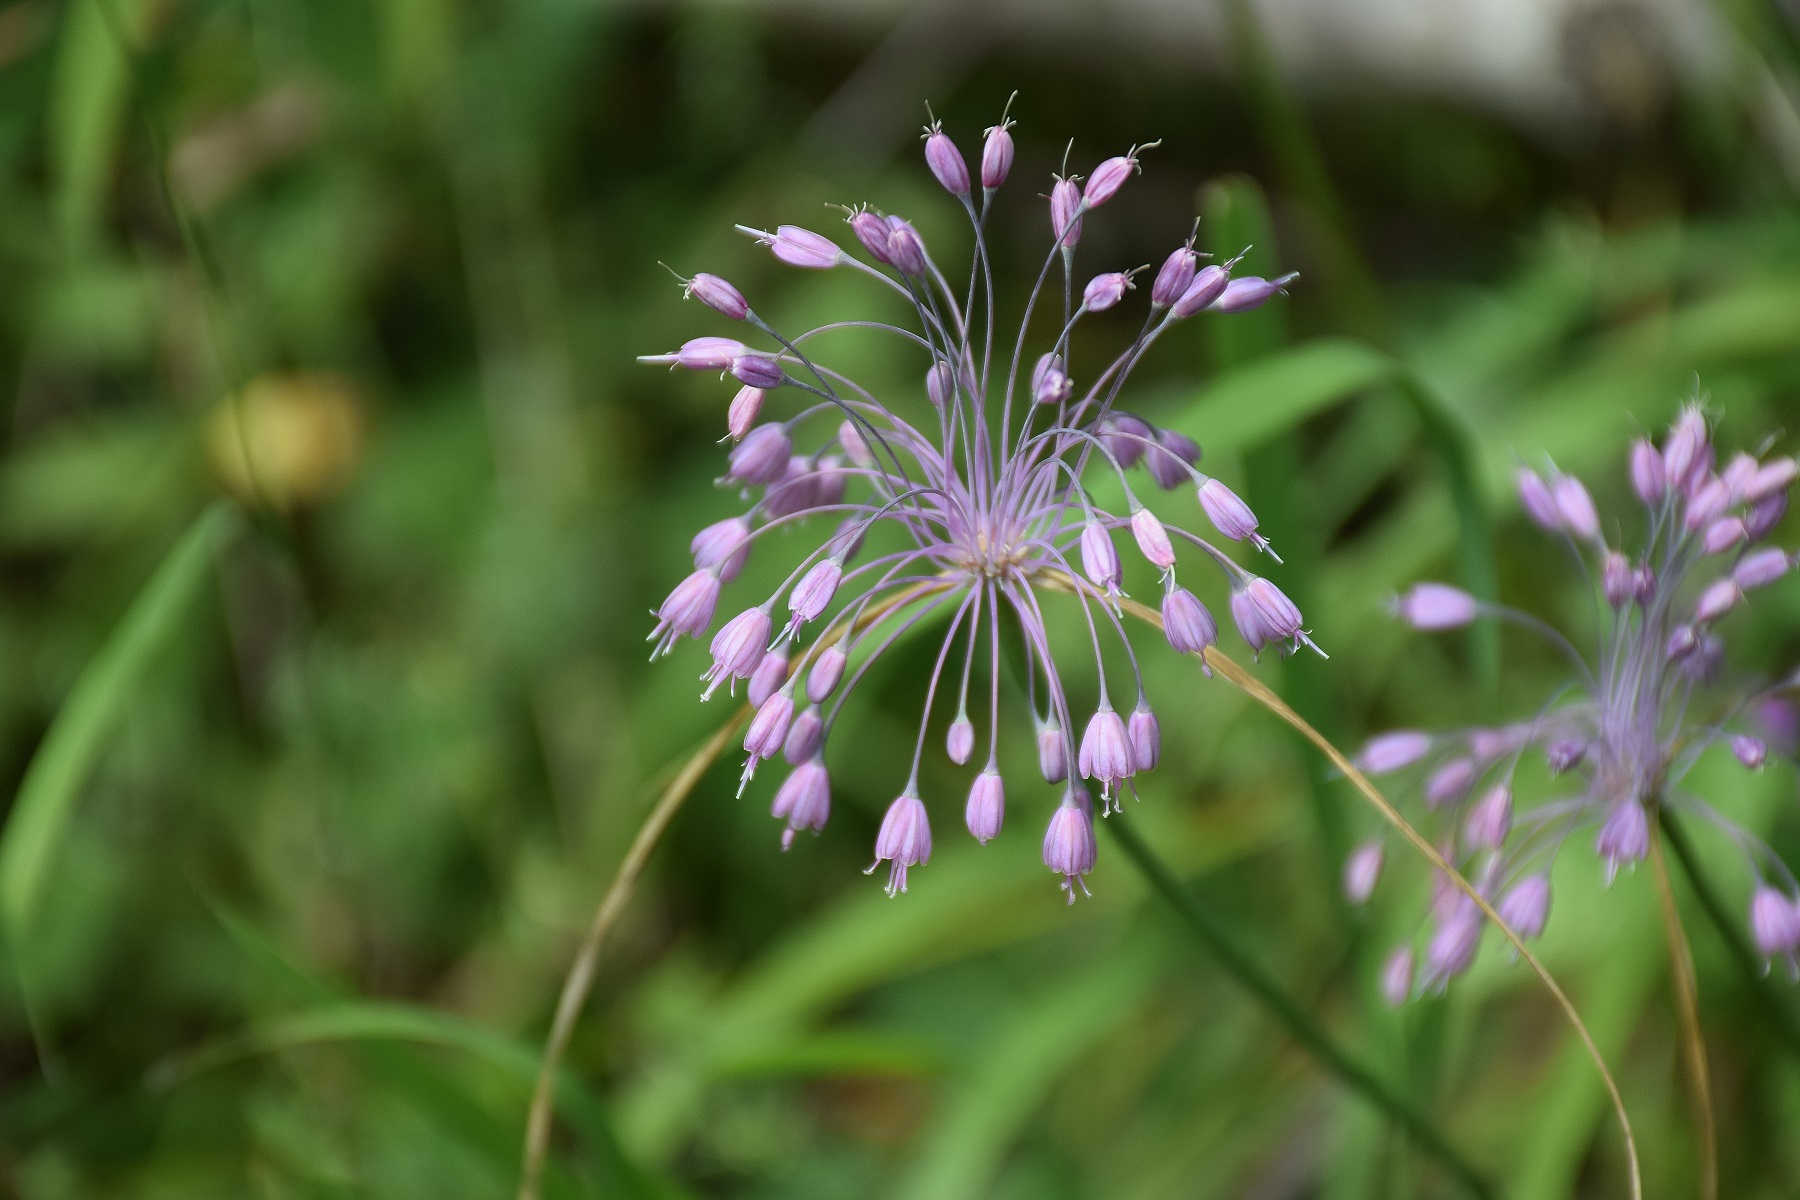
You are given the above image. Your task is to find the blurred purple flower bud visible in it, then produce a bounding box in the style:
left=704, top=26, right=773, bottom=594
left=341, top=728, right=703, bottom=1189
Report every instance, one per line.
left=726, top=424, right=792, bottom=485
left=787, top=559, right=843, bottom=631
left=966, top=770, right=1005, bottom=843
left=703, top=606, right=773, bottom=698
left=812, top=456, right=848, bottom=509
left=1747, top=492, right=1788, bottom=540
left=691, top=517, right=752, bottom=582
left=1128, top=702, right=1161, bottom=771
left=1031, top=353, right=1072, bottom=406
left=748, top=648, right=789, bottom=709
left=1051, top=178, right=1082, bottom=248
left=869, top=792, right=932, bottom=896
left=980, top=118, right=1014, bottom=189
left=1630, top=438, right=1665, bottom=505
left=1393, top=582, right=1479, bottom=630
left=684, top=272, right=749, bottom=320
left=1685, top=477, right=1732, bottom=531
left=1695, top=578, right=1742, bottom=624
left=946, top=714, right=975, bottom=765
left=1082, top=271, right=1132, bottom=312
left=1171, top=265, right=1230, bottom=317
left=731, top=353, right=784, bottom=389
left=1746, top=457, right=1798, bottom=502
left=1666, top=623, right=1698, bottom=660
left=1245, top=577, right=1304, bottom=643
left=772, top=761, right=831, bottom=850
left=760, top=457, right=818, bottom=520
left=1043, top=796, right=1098, bottom=902
left=1603, top=551, right=1633, bottom=608
left=1547, top=738, right=1587, bottom=774
left=1151, top=245, right=1198, bottom=307
left=784, top=704, right=823, bottom=764
left=649, top=569, right=722, bottom=657
left=1664, top=406, right=1709, bottom=492
left=1750, top=886, right=1800, bottom=958
left=1682, top=632, right=1724, bottom=682
left=764, top=225, right=841, bottom=269
left=1099, top=412, right=1152, bottom=468
left=1516, top=468, right=1559, bottom=531
left=828, top=515, right=865, bottom=562
left=1596, top=802, right=1650, bottom=883
left=1037, top=718, right=1068, bottom=784
left=885, top=217, right=928, bottom=276
left=1198, top=478, right=1260, bottom=543
left=1131, top=507, right=1176, bottom=571
left=1552, top=473, right=1599, bottom=540
left=1145, top=428, right=1201, bottom=489
left=643, top=335, right=746, bottom=370
left=926, top=361, right=956, bottom=410
left=1426, top=757, right=1477, bottom=808
left=1703, top=517, right=1747, bottom=555
left=1464, top=784, right=1513, bottom=850
left=1083, top=151, right=1141, bottom=208
left=743, top=689, right=795, bottom=768
left=1231, top=587, right=1270, bottom=655
left=1722, top=452, right=1759, bottom=500
left=838, top=419, right=874, bottom=469
left=1079, top=705, right=1134, bottom=798
left=1423, top=904, right=1482, bottom=989
left=1162, top=586, right=1218, bottom=657
left=923, top=125, right=970, bottom=195
left=1081, top=519, right=1122, bottom=597
left=1356, top=730, right=1433, bottom=775
left=1343, top=840, right=1384, bottom=905
left=847, top=209, right=892, bottom=263
left=807, top=642, right=848, bottom=705
left=1215, top=273, right=1297, bottom=313
left=1732, top=734, right=1767, bottom=769
left=1381, top=948, right=1414, bottom=1007
left=1754, top=697, right=1800, bottom=756
left=726, top=386, right=765, bottom=442
left=1497, top=874, right=1551, bottom=941
left=1735, top=547, right=1791, bottom=589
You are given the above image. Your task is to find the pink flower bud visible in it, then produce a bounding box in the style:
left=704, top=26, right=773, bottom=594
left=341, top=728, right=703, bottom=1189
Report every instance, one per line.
left=1171, top=265, right=1230, bottom=317
left=1603, top=551, right=1633, bottom=607
left=726, top=386, right=765, bottom=441
left=946, top=714, right=975, bottom=765
left=787, top=558, right=843, bottom=628
left=1750, top=886, right=1800, bottom=958
left=1356, top=730, right=1432, bottom=775
left=1343, top=840, right=1384, bottom=904
left=1425, top=757, right=1476, bottom=808
left=1130, top=506, right=1176, bottom=571
left=1695, top=578, right=1742, bottom=624
left=1423, top=904, right=1482, bottom=988
left=730, top=353, right=783, bottom=389
left=748, top=648, right=789, bottom=708
left=926, top=361, right=956, bottom=409
left=691, top=517, right=751, bottom=582
left=1547, top=738, right=1587, bottom=773
left=761, top=456, right=818, bottom=521
left=1702, top=517, right=1747, bottom=555
left=1516, top=467, right=1559, bottom=531
left=870, top=792, right=931, bottom=896
left=1150, top=245, right=1198, bottom=307
left=1043, top=798, right=1097, bottom=902
left=1128, top=702, right=1161, bottom=771
left=1083, top=152, right=1140, bottom=208
left=1078, top=704, right=1133, bottom=797
left=1596, top=802, right=1650, bottom=882
left=703, top=606, right=773, bottom=698
left=1030, top=352, right=1072, bottom=406
left=847, top=209, right=891, bottom=263
left=807, top=641, right=847, bottom=703
left=981, top=118, right=1014, bottom=189
left=772, top=760, right=831, bottom=849
left=838, top=419, right=873, bottom=469
left=1747, top=491, right=1788, bottom=540
left=683, top=272, right=749, bottom=320
left=1630, top=438, right=1665, bottom=505
left=1733, top=734, right=1767, bottom=769
left=726, top=424, right=791, bottom=485
left=1145, top=428, right=1201, bottom=489
left=1162, top=586, right=1217, bottom=657
left=1197, top=478, right=1259, bottom=543
left=1051, top=178, right=1082, bottom=248
left=743, top=689, right=796, bottom=767
left=1735, top=547, right=1791, bottom=589
left=1663, top=406, right=1709, bottom=492
left=923, top=125, right=970, bottom=195
left=1463, top=784, right=1513, bottom=850
left=1722, top=452, right=1759, bottom=500
left=649, top=569, right=722, bottom=657
left=1246, top=576, right=1304, bottom=642
left=1215, top=273, right=1297, bottom=313
left=965, top=770, right=1005, bottom=843
left=1080, top=519, right=1121, bottom=596
left=1497, top=875, right=1550, bottom=941
left=660, top=336, right=747, bottom=370
left=783, top=704, right=823, bottom=764
left=1037, top=718, right=1068, bottom=783
left=1746, top=456, right=1798, bottom=502
left=1082, top=271, right=1132, bottom=312
left=764, top=225, right=842, bottom=269
left=1685, top=477, right=1731, bottom=531
left=1393, top=582, right=1479, bottom=630
left=1666, top=623, right=1698, bottom=660
left=1381, top=948, right=1414, bottom=1007
left=885, top=216, right=927, bottom=276
left=1551, top=473, right=1599, bottom=540
left=1099, top=412, right=1152, bottom=468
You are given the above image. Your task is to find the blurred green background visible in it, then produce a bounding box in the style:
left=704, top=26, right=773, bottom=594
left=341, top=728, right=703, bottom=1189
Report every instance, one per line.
left=3, top=0, right=1800, bottom=1196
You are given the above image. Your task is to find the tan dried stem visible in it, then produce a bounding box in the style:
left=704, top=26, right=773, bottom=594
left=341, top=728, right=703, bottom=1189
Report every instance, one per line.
left=1650, top=821, right=1716, bottom=1200
left=1093, top=584, right=1644, bottom=1200
left=516, top=582, right=945, bottom=1200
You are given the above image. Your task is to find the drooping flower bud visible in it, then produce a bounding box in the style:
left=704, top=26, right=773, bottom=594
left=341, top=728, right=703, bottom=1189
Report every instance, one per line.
left=1145, top=428, right=1201, bottom=489
left=726, top=386, right=765, bottom=441
left=1197, top=478, right=1260, bottom=544
left=1603, top=551, right=1633, bottom=607
left=1031, top=352, right=1072, bottom=406
left=1702, top=517, right=1747, bottom=555
left=1130, top=506, right=1176, bottom=571
left=1684, top=477, right=1732, bottom=531
left=743, top=690, right=796, bottom=780
left=1551, top=473, right=1599, bottom=540
left=730, top=353, right=784, bottom=390
left=1722, top=452, right=1758, bottom=500
left=1082, top=271, right=1132, bottom=312
left=1171, top=265, right=1230, bottom=317
left=1099, top=412, right=1153, bottom=468
left=869, top=792, right=932, bottom=896
left=1546, top=738, right=1587, bottom=774
left=1516, top=468, right=1559, bottom=531
left=1695, top=578, right=1742, bottom=624
left=1732, top=734, right=1767, bottom=769
left=1596, top=801, right=1650, bottom=883
left=1735, top=547, right=1791, bottom=589
left=1037, top=717, right=1068, bottom=784
left=1381, top=948, right=1414, bottom=1007
left=1162, top=586, right=1217, bottom=657
left=1750, top=886, right=1800, bottom=958
left=1078, top=704, right=1133, bottom=800
left=681, top=272, right=749, bottom=320
left=946, top=714, right=975, bottom=765
left=1043, top=797, right=1097, bottom=902
left=1747, top=491, right=1788, bottom=540
left=807, top=641, right=847, bottom=703
left=1423, top=902, right=1482, bottom=989
left=1392, top=582, right=1478, bottom=630
left=965, top=770, right=1005, bottom=843
left=748, top=648, right=789, bottom=709
left=885, top=217, right=928, bottom=277
left=980, top=117, right=1014, bottom=190
left=1663, top=406, right=1709, bottom=492
left=1630, top=438, right=1665, bottom=505
left=1463, top=784, right=1513, bottom=850
left=1497, top=874, right=1551, bottom=941
left=649, top=569, right=722, bottom=658
left=847, top=209, right=892, bottom=263
left=760, top=457, right=818, bottom=520
left=1746, top=457, right=1798, bottom=502
left=1080, top=519, right=1122, bottom=598
left=1150, top=244, right=1198, bottom=308
left=1356, top=730, right=1432, bottom=775
left=726, top=424, right=792, bottom=485
left=772, top=760, right=831, bottom=850
left=838, top=419, right=873, bottom=469
left=691, top=516, right=751, bottom=582
left=1666, top=623, right=1698, bottom=660
left=1128, top=701, right=1161, bottom=771
left=923, top=124, right=970, bottom=195
left=1051, top=178, right=1082, bottom=248
left=926, top=360, right=956, bottom=409
left=787, top=558, right=843, bottom=630
left=1426, top=757, right=1476, bottom=808
left=783, top=704, right=823, bottom=765
left=760, top=225, right=842, bottom=269
left=1343, top=840, right=1384, bottom=904
left=1083, top=150, right=1142, bottom=208
left=1214, top=273, right=1297, bottom=313
left=702, top=606, right=774, bottom=699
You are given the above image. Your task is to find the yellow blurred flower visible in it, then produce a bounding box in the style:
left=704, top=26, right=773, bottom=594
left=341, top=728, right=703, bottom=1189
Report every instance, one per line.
left=207, top=372, right=364, bottom=509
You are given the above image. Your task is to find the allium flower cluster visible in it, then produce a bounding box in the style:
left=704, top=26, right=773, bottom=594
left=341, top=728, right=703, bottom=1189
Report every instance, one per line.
left=1351, top=404, right=1800, bottom=1001
left=643, top=101, right=1310, bottom=901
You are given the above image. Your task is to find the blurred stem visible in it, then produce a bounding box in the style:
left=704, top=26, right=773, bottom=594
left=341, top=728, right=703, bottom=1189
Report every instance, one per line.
left=1649, top=824, right=1717, bottom=1200
left=1659, top=808, right=1800, bottom=1057
left=1106, top=814, right=1493, bottom=1200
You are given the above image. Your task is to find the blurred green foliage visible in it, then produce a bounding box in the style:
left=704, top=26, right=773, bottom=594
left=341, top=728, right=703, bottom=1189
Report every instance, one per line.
left=2, top=0, right=1800, bottom=1196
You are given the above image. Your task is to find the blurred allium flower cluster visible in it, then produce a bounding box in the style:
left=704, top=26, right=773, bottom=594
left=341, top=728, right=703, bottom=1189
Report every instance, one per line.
left=642, top=102, right=1307, bottom=900
left=1352, top=405, right=1800, bottom=999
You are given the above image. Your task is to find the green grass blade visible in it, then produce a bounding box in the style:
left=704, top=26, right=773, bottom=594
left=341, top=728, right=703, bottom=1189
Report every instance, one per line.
left=0, top=502, right=238, bottom=936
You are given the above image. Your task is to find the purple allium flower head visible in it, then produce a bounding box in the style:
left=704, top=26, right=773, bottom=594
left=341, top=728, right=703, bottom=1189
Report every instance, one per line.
left=1392, top=582, right=1479, bottom=630
left=1750, top=886, right=1800, bottom=961
left=1172, top=265, right=1231, bottom=318
left=966, top=769, right=1005, bottom=843
left=772, top=760, right=831, bottom=849
left=1145, top=428, right=1201, bottom=490
left=1214, top=273, right=1297, bottom=313
left=1381, top=948, right=1414, bottom=1007
left=650, top=570, right=722, bottom=659
left=683, top=272, right=750, bottom=321
left=923, top=120, right=970, bottom=196
left=1043, top=795, right=1097, bottom=902
left=1368, top=405, right=1800, bottom=995
left=1162, top=585, right=1218, bottom=657
left=748, top=647, right=789, bottom=709
left=869, top=792, right=931, bottom=896
left=649, top=102, right=1306, bottom=894
left=1343, top=839, right=1384, bottom=904
left=1356, top=730, right=1433, bottom=775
